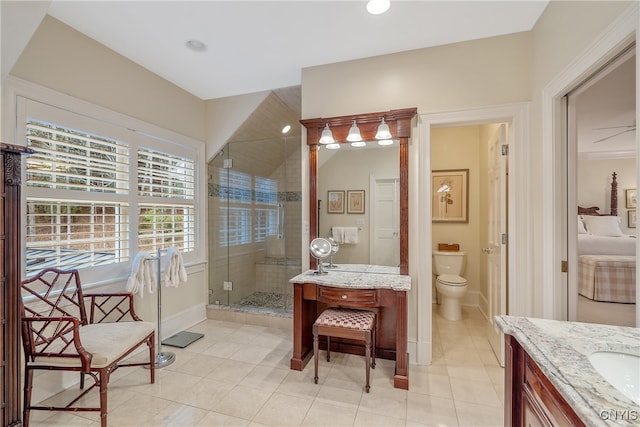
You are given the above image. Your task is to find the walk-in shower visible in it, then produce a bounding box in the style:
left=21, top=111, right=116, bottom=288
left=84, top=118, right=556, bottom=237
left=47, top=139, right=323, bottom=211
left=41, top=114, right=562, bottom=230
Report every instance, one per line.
left=207, top=128, right=302, bottom=316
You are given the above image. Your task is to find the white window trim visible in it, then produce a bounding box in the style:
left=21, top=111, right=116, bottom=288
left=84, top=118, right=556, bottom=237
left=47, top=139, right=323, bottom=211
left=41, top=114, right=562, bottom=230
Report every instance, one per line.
left=3, top=76, right=207, bottom=284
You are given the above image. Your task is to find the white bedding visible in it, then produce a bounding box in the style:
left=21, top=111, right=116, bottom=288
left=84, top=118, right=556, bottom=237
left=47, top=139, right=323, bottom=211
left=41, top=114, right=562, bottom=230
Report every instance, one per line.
left=577, top=234, right=636, bottom=256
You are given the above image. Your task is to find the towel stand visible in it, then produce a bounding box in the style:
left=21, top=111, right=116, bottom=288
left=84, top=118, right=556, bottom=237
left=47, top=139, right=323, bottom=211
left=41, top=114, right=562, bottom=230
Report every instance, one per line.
left=146, top=248, right=175, bottom=368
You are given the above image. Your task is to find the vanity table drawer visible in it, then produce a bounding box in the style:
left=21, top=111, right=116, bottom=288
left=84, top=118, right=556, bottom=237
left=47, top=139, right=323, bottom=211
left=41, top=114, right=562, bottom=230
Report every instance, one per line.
left=317, top=287, right=378, bottom=306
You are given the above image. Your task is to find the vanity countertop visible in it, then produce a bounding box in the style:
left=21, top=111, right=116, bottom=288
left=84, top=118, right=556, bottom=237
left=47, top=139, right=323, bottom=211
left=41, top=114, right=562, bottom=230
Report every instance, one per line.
left=289, top=267, right=411, bottom=291
left=496, top=315, right=640, bottom=426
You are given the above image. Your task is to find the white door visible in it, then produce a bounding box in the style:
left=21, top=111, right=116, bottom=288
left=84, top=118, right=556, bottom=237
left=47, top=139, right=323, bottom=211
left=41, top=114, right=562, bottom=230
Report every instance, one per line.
left=370, top=177, right=400, bottom=266
left=486, top=124, right=508, bottom=366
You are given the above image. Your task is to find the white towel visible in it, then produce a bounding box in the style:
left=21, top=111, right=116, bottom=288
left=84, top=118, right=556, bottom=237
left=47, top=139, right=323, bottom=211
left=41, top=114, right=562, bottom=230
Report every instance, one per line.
left=343, top=227, right=359, bottom=244
left=126, top=251, right=157, bottom=298
left=331, top=227, right=344, bottom=244
left=160, top=247, right=188, bottom=288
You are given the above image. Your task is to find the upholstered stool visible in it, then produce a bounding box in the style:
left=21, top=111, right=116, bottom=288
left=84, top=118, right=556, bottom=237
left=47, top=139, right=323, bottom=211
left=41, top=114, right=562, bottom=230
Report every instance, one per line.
left=313, top=307, right=376, bottom=392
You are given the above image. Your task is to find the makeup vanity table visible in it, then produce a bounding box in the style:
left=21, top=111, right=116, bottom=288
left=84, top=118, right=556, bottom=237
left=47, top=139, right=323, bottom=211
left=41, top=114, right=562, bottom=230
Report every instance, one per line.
left=289, top=265, right=411, bottom=390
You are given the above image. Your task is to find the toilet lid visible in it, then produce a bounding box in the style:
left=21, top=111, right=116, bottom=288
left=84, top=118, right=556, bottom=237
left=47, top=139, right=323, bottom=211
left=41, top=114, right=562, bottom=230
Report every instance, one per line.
left=438, top=274, right=467, bottom=286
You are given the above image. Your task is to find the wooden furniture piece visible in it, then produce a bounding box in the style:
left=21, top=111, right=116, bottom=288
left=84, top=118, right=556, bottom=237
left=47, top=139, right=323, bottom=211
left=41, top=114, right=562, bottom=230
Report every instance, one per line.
left=21, top=268, right=156, bottom=427
left=290, top=270, right=410, bottom=389
left=300, top=108, right=417, bottom=275
left=505, top=335, right=585, bottom=427
left=1, top=144, right=33, bottom=427
left=313, top=307, right=376, bottom=392
left=578, top=171, right=618, bottom=216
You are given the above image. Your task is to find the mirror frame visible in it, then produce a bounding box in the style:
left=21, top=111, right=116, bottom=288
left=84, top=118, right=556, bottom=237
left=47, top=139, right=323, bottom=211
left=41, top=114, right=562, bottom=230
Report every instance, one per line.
left=301, top=108, right=417, bottom=275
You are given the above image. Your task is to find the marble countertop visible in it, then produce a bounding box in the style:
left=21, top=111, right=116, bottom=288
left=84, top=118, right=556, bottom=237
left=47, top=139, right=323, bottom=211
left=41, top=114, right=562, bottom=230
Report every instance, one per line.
left=496, top=315, right=640, bottom=426
left=289, top=267, right=411, bottom=291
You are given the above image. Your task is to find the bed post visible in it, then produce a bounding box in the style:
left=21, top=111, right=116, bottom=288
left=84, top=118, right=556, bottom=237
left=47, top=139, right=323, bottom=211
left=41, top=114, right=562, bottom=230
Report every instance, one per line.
left=611, top=172, right=618, bottom=216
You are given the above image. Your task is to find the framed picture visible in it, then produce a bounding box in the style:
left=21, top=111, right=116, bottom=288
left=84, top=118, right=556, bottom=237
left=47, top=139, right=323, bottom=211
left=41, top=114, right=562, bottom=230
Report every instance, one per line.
left=629, top=210, right=636, bottom=228
left=327, top=190, right=345, bottom=214
left=432, top=169, right=469, bottom=223
left=347, top=190, right=365, bottom=214
left=626, top=189, right=637, bottom=209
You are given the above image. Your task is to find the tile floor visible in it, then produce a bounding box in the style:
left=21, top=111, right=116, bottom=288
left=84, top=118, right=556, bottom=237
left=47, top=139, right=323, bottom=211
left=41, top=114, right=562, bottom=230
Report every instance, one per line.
left=29, top=306, right=504, bottom=426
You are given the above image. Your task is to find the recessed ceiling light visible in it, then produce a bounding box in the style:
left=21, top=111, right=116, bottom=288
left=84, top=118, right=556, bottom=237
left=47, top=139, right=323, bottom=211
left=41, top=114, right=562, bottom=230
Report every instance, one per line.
left=282, top=125, right=291, bottom=134
left=185, top=39, right=207, bottom=52
left=366, top=0, right=390, bottom=15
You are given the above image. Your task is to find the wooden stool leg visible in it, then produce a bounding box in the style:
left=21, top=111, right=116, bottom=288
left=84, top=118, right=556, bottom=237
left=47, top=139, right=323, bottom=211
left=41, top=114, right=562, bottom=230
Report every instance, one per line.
left=326, top=336, right=331, bottom=362
left=365, top=330, right=371, bottom=393
left=313, top=325, right=319, bottom=384
left=372, top=326, right=376, bottom=369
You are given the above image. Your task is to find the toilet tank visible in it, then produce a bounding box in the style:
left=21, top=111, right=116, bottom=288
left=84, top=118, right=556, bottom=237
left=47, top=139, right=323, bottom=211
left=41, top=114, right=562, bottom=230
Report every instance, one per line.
left=432, top=251, right=466, bottom=276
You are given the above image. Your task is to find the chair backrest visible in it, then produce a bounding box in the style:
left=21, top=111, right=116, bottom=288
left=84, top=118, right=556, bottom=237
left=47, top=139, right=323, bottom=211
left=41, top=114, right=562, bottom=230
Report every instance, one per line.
left=21, top=268, right=89, bottom=361
left=21, top=268, right=88, bottom=324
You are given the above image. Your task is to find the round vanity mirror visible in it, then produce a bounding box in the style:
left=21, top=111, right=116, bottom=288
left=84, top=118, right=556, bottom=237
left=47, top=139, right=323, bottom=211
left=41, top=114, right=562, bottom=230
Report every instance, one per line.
left=310, top=238, right=332, bottom=274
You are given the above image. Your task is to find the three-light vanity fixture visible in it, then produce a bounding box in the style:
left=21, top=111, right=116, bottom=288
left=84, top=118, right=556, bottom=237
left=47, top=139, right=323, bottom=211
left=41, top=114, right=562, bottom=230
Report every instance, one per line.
left=318, top=118, right=396, bottom=149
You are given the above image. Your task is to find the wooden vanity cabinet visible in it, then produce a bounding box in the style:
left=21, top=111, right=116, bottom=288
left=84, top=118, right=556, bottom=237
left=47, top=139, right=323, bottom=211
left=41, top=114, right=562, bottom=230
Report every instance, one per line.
left=505, top=335, right=585, bottom=427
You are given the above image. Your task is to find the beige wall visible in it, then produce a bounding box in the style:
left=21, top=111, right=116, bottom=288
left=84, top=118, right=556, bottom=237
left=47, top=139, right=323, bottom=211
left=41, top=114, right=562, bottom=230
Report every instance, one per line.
left=529, top=0, right=634, bottom=315
left=578, top=157, right=636, bottom=234
left=302, top=32, right=531, bottom=119
left=10, top=16, right=205, bottom=141
left=431, top=126, right=482, bottom=299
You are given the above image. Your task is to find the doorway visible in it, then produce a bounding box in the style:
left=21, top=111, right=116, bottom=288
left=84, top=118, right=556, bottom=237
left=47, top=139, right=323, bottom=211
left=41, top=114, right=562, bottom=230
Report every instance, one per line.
left=417, top=102, right=529, bottom=367
left=565, top=47, right=636, bottom=327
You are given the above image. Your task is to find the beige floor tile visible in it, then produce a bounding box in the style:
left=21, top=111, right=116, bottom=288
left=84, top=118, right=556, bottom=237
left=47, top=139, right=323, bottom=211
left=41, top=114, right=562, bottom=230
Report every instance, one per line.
left=446, top=362, right=492, bottom=382
left=239, top=364, right=290, bottom=393
left=210, top=384, right=272, bottom=420
left=353, top=409, right=406, bottom=426
left=406, top=393, right=459, bottom=426
left=253, top=391, right=313, bottom=426
left=407, top=370, right=453, bottom=399
left=27, top=308, right=505, bottom=427
left=450, top=377, right=502, bottom=407
left=455, top=401, right=504, bottom=427
left=195, top=410, right=251, bottom=426
left=301, top=400, right=358, bottom=426
left=205, top=359, right=256, bottom=385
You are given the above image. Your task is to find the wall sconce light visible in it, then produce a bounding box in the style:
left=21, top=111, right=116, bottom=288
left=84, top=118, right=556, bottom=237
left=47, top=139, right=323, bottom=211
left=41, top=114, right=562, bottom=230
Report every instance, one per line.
left=326, top=143, right=341, bottom=150
left=319, top=124, right=334, bottom=144
left=346, top=120, right=363, bottom=142
left=375, top=118, right=392, bottom=140
left=377, top=139, right=394, bottom=146
left=351, top=141, right=366, bottom=148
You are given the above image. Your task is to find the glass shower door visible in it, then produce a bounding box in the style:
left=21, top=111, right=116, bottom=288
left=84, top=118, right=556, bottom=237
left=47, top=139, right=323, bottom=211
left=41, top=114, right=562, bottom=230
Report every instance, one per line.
left=208, top=135, right=301, bottom=313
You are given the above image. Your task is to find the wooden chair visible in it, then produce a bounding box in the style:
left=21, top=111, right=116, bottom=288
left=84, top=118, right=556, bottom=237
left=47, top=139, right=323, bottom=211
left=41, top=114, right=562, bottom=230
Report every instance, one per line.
left=313, top=307, right=376, bottom=392
left=21, top=268, right=156, bottom=427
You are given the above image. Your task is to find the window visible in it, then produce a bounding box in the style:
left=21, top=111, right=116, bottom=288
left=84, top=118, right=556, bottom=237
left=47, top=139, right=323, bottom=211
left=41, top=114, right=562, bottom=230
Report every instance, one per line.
left=25, top=120, right=130, bottom=275
left=20, top=97, right=201, bottom=278
left=137, top=147, right=195, bottom=253
left=217, top=168, right=278, bottom=247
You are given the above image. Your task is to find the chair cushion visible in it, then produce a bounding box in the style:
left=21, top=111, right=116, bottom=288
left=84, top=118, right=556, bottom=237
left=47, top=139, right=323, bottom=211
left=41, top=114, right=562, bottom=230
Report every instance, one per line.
left=30, top=321, right=155, bottom=369
left=315, top=308, right=375, bottom=331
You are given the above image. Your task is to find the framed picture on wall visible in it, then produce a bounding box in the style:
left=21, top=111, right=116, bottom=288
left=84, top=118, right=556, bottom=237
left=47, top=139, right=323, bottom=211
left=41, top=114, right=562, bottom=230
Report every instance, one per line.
left=347, top=190, right=365, bottom=214
left=432, top=169, right=469, bottom=223
left=629, top=210, right=636, bottom=228
left=327, top=190, right=345, bottom=214
left=626, top=189, right=637, bottom=208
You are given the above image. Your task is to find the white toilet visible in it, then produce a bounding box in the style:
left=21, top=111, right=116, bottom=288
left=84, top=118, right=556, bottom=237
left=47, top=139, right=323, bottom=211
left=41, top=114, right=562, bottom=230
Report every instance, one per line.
left=432, top=250, right=468, bottom=321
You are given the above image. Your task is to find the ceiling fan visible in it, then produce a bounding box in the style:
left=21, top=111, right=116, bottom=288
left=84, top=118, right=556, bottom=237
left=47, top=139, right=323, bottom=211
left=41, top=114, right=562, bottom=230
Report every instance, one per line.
left=592, top=121, right=636, bottom=143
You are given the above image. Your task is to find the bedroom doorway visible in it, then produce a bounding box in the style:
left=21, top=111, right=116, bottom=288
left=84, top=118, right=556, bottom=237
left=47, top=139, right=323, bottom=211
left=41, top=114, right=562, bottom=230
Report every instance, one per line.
left=566, top=45, right=637, bottom=327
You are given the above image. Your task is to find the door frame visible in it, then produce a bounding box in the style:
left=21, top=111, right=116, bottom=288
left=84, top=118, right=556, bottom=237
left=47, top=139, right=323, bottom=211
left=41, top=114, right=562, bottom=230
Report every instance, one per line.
left=541, top=4, right=639, bottom=322
left=416, top=102, right=530, bottom=366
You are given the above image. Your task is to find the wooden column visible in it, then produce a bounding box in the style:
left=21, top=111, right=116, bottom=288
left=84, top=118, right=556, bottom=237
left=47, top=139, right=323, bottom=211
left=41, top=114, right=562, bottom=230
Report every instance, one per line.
left=1, top=144, right=33, bottom=427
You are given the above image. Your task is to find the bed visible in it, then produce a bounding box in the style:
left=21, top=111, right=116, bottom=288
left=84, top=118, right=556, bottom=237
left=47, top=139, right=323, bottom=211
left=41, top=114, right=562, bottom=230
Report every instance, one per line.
left=577, top=172, right=636, bottom=303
